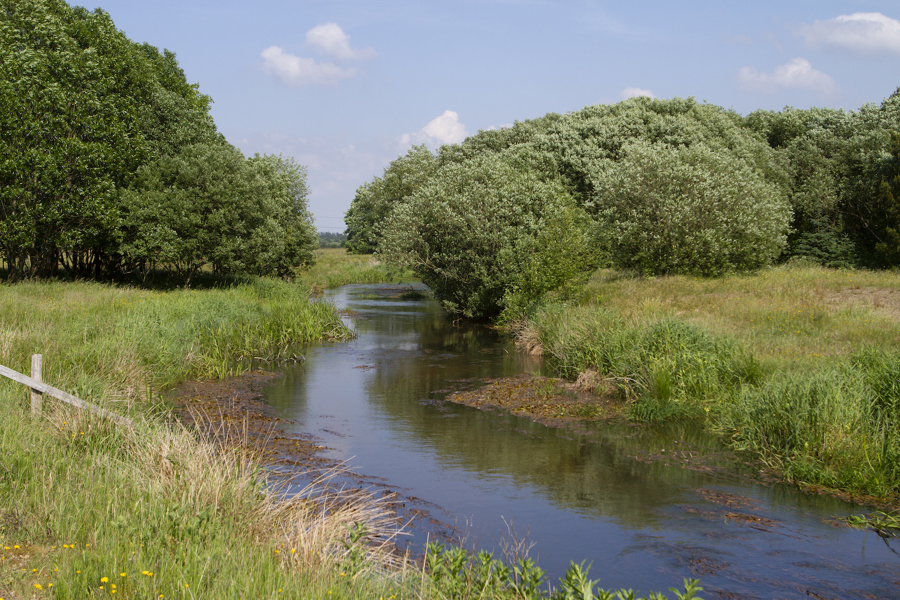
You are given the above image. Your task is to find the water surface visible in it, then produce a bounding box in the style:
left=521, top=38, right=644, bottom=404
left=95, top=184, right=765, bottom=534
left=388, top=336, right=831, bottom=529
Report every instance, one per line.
left=264, top=285, right=900, bottom=598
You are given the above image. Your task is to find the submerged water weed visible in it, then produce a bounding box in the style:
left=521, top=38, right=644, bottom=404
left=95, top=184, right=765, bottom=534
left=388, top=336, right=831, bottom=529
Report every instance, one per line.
left=844, top=511, right=900, bottom=538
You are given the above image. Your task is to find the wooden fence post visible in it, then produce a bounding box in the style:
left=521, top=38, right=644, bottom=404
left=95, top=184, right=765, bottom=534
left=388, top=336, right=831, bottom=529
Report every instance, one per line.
left=30, top=354, right=42, bottom=416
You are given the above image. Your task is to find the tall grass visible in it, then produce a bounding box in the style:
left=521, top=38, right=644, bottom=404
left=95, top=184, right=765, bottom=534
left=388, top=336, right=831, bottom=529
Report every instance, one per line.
left=520, top=265, right=900, bottom=500
left=0, top=393, right=407, bottom=599
left=0, top=278, right=351, bottom=413
left=0, top=278, right=404, bottom=598
left=524, top=305, right=765, bottom=422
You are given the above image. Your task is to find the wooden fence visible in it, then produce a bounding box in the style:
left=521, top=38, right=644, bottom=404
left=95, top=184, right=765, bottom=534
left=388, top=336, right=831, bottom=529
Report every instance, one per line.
left=0, top=354, right=134, bottom=428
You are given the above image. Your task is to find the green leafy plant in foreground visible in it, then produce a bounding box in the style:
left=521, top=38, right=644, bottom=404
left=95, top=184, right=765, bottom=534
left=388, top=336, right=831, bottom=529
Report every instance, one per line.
left=845, top=511, right=900, bottom=538
left=421, top=544, right=703, bottom=600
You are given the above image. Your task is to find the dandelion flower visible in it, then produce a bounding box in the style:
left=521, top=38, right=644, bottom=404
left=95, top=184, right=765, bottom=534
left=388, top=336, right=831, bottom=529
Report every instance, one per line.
left=101, top=577, right=109, bottom=583
left=34, top=584, right=42, bottom=590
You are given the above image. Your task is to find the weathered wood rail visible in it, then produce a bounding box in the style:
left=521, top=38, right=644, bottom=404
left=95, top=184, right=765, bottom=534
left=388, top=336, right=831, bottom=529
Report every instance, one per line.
left=0, top=354, right=134, bottom=428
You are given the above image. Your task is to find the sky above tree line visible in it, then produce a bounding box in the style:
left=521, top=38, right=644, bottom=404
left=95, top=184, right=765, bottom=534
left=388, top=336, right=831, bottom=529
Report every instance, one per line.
left=86, top=0, right=900, bottom=232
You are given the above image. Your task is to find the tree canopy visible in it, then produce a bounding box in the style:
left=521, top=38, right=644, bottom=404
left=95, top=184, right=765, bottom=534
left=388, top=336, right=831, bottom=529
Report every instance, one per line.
left=0, top=0, right=316, bottom=283
left=348, top=91, right=900, bottom=319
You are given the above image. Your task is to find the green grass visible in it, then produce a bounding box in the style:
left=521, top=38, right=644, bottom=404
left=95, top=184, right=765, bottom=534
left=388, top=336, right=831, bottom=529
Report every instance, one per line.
left=0, top=278, right=402, bottom=598
left=518, top=264, right=900, bottom=502
left=298, top=248, right=414, bottom=291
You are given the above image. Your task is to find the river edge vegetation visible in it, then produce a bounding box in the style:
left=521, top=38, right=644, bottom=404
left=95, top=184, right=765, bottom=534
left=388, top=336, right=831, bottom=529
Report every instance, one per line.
left=516, top=265, right=900, bottom=506
left=0, top=274, right=706, bottom=600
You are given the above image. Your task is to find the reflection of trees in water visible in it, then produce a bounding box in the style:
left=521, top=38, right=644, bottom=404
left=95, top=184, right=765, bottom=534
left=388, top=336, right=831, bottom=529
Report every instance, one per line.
left=263, top=365, right=310, bottom=414
left=353, top=306, right=501, bottom=355
left=363, top=344, right=717, bottom=530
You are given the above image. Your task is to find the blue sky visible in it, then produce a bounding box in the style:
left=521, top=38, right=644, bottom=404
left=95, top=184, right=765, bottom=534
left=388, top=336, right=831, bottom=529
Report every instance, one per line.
left=85, top=1, right=900, bottom=232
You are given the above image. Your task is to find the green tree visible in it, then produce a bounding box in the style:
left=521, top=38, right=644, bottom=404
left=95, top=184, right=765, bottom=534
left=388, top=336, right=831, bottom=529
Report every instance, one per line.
left=533, top=96, right=790, bottom=210
left=838, top=89, right=900, bottom=266
left=0, top=0, right=216, bottom=279
left=344, top=144, right=437, bottom=253
left=121, top=144, right=317, bottom=284
left=593, top=141, right=791, bottom=276
left=120, top=140, right=252, bottom=285
left=242, top=154, right=317, bottom=277
left=870, top=132, right=900, bottom=265
left=380, top=148, right=597, bottom=319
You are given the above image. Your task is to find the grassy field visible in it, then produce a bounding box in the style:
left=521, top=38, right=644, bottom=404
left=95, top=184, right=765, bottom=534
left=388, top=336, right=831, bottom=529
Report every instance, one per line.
left=519, top=263, right=900, bottom=502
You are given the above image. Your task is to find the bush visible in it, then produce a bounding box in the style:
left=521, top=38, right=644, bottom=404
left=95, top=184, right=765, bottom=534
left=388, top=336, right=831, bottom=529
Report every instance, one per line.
left=380, top=149, right=597, bottom=319
left=593, top=141, right=791, bottom=276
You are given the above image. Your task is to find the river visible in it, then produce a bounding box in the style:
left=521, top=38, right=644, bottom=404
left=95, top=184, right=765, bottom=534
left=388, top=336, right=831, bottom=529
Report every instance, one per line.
left=262, top=284, right=899, bottom=599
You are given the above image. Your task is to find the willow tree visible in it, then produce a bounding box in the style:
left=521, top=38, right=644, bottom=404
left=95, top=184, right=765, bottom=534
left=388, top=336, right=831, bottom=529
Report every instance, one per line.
left=344, top=144, right=437, bottom=254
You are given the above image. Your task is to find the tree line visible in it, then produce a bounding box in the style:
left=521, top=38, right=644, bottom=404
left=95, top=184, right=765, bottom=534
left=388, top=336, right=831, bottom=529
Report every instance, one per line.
left=0, top=0, right=318, bottom=284
left=345, top=93, right=900, bottom=319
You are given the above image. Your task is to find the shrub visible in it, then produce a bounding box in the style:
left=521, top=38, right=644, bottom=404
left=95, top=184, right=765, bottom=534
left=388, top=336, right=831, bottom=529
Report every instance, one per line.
left=379, top=149, right=597, bottom=319
left=593, top=141, right=791, bottom=276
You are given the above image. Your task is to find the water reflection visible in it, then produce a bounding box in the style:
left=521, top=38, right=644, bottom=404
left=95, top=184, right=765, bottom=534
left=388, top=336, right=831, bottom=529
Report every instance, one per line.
left=264, top=285, right=900, bottom=598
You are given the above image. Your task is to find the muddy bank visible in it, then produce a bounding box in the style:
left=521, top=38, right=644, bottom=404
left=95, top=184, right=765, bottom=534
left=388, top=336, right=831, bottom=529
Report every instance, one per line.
left=443, top=372, right=627, bottom=430
left=167, top=371, right=334, bottom=473
left=166, top=371, right=459, bottom=546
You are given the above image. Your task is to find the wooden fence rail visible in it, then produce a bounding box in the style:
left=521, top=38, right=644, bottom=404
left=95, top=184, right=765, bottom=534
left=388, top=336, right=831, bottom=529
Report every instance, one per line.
left=0, top=354, right=134, bottom=428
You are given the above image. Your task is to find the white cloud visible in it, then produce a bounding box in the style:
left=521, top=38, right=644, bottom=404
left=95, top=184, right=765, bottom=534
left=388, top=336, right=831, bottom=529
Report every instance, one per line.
left=620, top=87, right=655, bottom=100
left=798, top=12, right=900, bottom=54
left=230, top=132, right=400, bottom=232
left=399, top=110, right=469, bottom=149
left=260, top=46, right=357, bottom=86
left=306, top=23, right=377, bottom=61
left=737, top=58, right=837, bottom=95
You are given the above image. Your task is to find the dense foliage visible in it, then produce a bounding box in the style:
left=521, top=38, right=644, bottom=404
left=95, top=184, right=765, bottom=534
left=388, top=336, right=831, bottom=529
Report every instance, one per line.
left=0, top=0, right=317, bottom=283
left=348, top=92, right=900, bottom=319
left=381, top=149, right=600, bottom=319
left=344, top=144, right=437, bottom=253
left=746, top=91, right=900, bottom=268
left=593, top=141, right=789, bottom=276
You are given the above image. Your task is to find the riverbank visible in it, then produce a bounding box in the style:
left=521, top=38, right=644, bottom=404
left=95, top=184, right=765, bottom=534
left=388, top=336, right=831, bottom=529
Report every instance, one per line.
left=0, top=278, right=407, bottom=599
left=514, top=263, right=900, bottom=508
